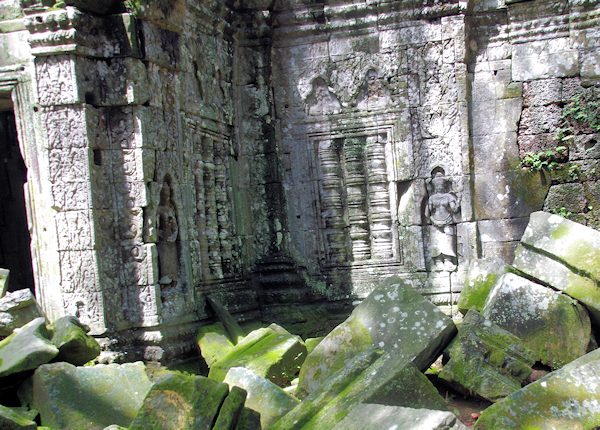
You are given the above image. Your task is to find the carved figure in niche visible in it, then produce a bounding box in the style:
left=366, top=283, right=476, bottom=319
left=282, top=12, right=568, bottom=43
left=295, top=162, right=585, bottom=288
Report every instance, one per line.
left=356, top=69, right=391, bottom=111
left=157, top=180, right=180, bottom=285
left=306, top=77, right=342, bottom=116
left=425, top=170, right=461, bottom=271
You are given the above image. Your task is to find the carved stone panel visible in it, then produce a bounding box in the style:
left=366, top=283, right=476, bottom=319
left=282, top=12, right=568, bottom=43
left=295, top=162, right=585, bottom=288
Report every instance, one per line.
left=311, top=128, right=400, bottom=267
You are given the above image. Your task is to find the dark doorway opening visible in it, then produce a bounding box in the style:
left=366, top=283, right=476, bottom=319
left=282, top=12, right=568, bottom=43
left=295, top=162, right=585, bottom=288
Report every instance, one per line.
left=0, top=107, right=35, bottom=293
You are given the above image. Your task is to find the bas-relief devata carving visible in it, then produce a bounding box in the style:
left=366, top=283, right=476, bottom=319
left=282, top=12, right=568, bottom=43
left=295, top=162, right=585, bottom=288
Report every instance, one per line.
left=157, top=179, right=180, bottom=286
left=425, top=170, right=461, bottom=272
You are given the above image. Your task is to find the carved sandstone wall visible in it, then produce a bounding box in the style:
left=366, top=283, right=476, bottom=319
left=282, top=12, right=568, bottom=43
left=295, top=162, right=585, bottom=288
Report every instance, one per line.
left=0, top=0, right=598, bottom=359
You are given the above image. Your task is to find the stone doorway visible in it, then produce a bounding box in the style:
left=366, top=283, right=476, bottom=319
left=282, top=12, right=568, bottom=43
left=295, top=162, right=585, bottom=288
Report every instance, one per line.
left=0, top=104, right=35, bottom=293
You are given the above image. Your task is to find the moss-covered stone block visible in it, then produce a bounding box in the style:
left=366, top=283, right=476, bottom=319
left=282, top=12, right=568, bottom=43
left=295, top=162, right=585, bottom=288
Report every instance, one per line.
left=475, top=347, right=600, bottom=429
left=31, top=361, right=152, bottom=430
left=0, top=289, right=44, bottom=337
left=520, top=211, right=600, bottom=282
left=457, top=258, right=507, bottom=315
left=197, top=322, right=235, bottom=367
left=304, top=336, right=323, bottom=355
left=439, top=310, right=536, bottom=402
left=297, top=277, right=456, bottom=398
left=130, top=372, right=229, bottom=430
left=482, top=273, right=591, bottom=369
left=50, top=316, right=101, bottom=366
left=0, top=405, right=36, bottom=429
left=207, top=296, right=246, bottom=344
left=0, top=318, right=58, bottom=378
left=209, top=323, right=307, bottom=387
left=224, top=367, right=300, bottom=429
left=513, top=243, right=600, bottom=325
left=333, top=404, right=468, bottom=430
left=235, top=408, right=261, bottom=430
left=213, top=385, right=247, bottom=430
left=274, top=349, right=449, bottom=430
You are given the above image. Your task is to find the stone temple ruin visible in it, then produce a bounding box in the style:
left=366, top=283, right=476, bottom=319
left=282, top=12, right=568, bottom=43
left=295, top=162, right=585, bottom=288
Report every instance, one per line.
left=0, top=0, right=599, bottom=366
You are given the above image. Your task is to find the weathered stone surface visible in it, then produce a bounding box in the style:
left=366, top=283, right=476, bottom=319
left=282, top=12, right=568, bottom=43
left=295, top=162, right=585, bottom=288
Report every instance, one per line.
left=297, top=278, right=456, bottom=398
left=224, top=367, right=300, bottom=429
left=50, top=316, right=101, bottom=366
left=475, top=348, right=600, bottom=429
left=304, top=337, right=323, bottom=355
left=0, top=317, right=58, bottom=378
left=209, top=323, right=306, bottom=387
left=0, top=289, right=44, bottom=337
left=235, top=408, right=261, bottom=430
left=207, top=296, right=246, bottom=344
left=439, top=310, right=536, bottom=402
left=31, top=361, right=152, bottom=430
left=197, top=322, right=235, bottom=367
left=333, top=404, right=468, bottom=430
left=543, top=183, right=588, bottom=214
left=0, top=405, right=36, bottom=430
left=0, top=268, right=8, bottom=298
left=213, top=385, right=247, bottom=430
left=520, top=211, right=600, bottom=282
left=482, top=273, right=591, bottom=369
left=457, top=258, right=507, bottom=315
left=130, top=372, right=229, bottom=430
left=274, top=350, right=449, bottom=430
left=513, top=243, right=600, bottom=324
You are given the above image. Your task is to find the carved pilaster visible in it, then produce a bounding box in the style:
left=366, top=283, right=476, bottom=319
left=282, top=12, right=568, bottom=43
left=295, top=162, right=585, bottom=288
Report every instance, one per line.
left=343, top=137, right=371, bottom=261
left=214, top=139, right=235, bottom=276
left=317, top=139, right=348, bottom=264
left=201, top=135, right=223, bottom=279
left=366, top=135, right=393, bottom=260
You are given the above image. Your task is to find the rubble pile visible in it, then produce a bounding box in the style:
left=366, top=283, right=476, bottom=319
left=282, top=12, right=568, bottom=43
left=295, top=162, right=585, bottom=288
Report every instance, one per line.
left=2, top=210, right=600, bottom=429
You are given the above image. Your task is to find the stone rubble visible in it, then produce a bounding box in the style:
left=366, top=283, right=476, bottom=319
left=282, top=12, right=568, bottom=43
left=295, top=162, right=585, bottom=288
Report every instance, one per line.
left=0, top=289, right=44, bottom=337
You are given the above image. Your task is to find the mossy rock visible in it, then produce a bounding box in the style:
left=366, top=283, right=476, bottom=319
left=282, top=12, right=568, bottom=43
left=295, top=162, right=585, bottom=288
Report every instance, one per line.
left=224, top=367, right=299, bottom=429
left=209, top=324, right=307, bottom=387
left=31, top=362, right=152, bottom=429
left=0, top=268, right=9, bottom=299
left=131, top=371, right=230, bottom=430
left=475, top=348, right=600, bottom=429
left=457, top=258, right=507, bottom=315
left=0, top=318, right=58, bottom=378
left=213, top=385, right=247, bottom=430
left=197, top=322, right=235, bottom=367
left=50, top=316, right=101, bottom=366
left=0, top=405, right=36, bottom=429
left=482, top=273, right=591, bottom=369
left=439, top=309, right=536, bottom=402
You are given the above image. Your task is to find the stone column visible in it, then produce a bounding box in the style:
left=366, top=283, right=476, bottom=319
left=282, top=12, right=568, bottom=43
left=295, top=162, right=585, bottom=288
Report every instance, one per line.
left=317, top=139, right=348, bottom=264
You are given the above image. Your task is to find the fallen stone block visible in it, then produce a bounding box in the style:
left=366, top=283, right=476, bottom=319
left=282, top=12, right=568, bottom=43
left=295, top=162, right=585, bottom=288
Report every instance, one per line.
left=207, top=296, right=246, bottom=344
left=513, top=243, right=600, bottom=324
left=197, top=322, right=235, bottom=367
left=0, top=317, right=58, bottom=378
left=224, top=367, right=300, bottom=429
left=0, top=404, right=36, bottom=429
left=304, top=336, right=323, bottom=355
left=31, top=361, right=152, bottom=430
left=209, top=323, right=307, bottom=387
left=130, top=371, right=230, bottom=430
left=297, top=277, right=456, bottom=398
left=482, top=273, right=591, bottom=369
left=235, top=408, right=261, bottom=430
left=439, top=309, right=536, bottom=402
left=475, top=347, right=600, bottom=429
left=213, top=385, right=247, bottom=430
left=0, top=289, right=44, bottom=337
left=0, top=268, right=9, bottom=298
left=333, top=404, right=468, bottom=430
left=519, top=211, right=600, bottom=282
left=50, top=316, right=101, bottom=366
left=273, top=349, right=449, bottom=430
left=457, top=258, right=507, bottom=314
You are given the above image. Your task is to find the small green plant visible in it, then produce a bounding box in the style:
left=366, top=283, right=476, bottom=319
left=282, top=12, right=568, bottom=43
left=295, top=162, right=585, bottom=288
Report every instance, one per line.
left=124, top=0, right=143, bottom=15
left=551, top=207, right=572, bottom=218
left=568, top=164, right=582, bottom=181
left=519, top=146, right=567, bottom=172
left=557, top=92, right=600, bottom=143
